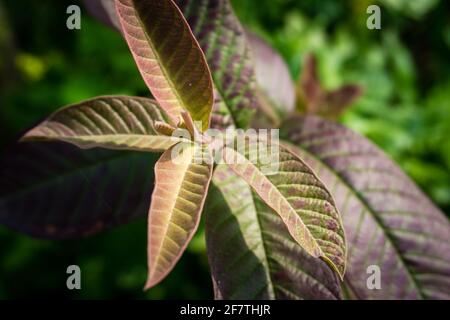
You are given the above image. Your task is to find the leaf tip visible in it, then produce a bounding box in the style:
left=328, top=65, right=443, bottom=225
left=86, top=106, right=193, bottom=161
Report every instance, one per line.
left=144, top=268, right=166, bottom=291
left=143, top=277, right=157, bottom=291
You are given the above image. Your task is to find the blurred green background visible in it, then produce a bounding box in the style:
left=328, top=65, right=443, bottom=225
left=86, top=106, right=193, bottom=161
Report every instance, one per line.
left=0, top=0, right=448, bottom=299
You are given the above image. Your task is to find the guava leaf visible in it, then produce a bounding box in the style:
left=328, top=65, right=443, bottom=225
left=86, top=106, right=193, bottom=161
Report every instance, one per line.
left=145, top=143, right=213, bottom=289
left=222, top=142, right=347, bottom=279
left=175, top=0, right=258, bottom=128
left=84, top=0, right=120, bottom=30
left=116, top=0, right=214, bottom=131
left=283, top=115, right=450, bottom=299
left=297, top=54, right=363, bottom=119
left=205, top=165, right=342, bottom=299
left=22, top=96, right=184, bottom=152
left=0, top=141, right=158, bottom=238
left=246, top=30, right=296, bottom=115
left=85, top=0, right=257, bottom=129
left=324, top=85, right=363, bottom=118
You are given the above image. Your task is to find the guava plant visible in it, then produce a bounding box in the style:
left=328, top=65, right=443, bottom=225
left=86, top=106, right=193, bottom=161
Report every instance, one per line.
left=0, top=0, right=449, bottom=300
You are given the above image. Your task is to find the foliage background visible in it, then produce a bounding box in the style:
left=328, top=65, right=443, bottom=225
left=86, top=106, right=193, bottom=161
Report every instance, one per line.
left=0, top=0, right=448, bottom=299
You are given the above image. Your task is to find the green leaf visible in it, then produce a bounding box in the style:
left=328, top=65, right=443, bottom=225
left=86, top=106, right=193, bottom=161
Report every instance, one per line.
left=222, top=141, right=347, bottom=279
left=0, top=141, right=159, bottom=238
left=145, top=143, right=213, bottom=288
left=283, top=115, right=450, bottom=299
left=205, top=165, right=342, bottom=299
left=22, top=96, right=185, bottom=152
left=116, top=0, right=214, bottom=131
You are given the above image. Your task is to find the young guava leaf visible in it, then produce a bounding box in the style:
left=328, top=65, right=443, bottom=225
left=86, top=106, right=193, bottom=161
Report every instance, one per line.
left=205, top=165, right=342, bottom=299
left=175, top=0, right=258, bottom=128
left=22, top=96, right=185, bottom=152
left=0, top=141, right=158, bottom=238
left=283, top=116, right=450, bottom=299
left=85, top=0, right=256, bottom=130
left=222, top=142, right=347, bottom=279
left=324, top=85, right=363, bottom=117
left=115, top=0, right=214, bottom=132
left=297, top=54, right=363, bottom=119
left=297, top=54, right=322, bottom=114
left=145, top=143, right=213, bottom=289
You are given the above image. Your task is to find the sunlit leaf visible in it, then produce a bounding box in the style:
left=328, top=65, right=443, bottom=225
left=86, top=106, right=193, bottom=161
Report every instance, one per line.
left=116, top=0, right=214, bottom=131
left=145, top=143, right=213, bottom=288
left=175, top=0, right=258, bottom=128
left=0, top=141, right=158, bottom=238
left=22, top=96, right=184, bottom=152
left=85, top=0, right=257, bottom=129
left=283, top=115, right=450, bottom=299
left=205, top=165, right=342, bottom=299
left=222, top=141, right=346, bottom=278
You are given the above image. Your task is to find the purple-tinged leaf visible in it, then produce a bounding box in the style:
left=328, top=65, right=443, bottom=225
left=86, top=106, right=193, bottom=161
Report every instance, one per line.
left=205, top=165, right=343, bottom=299
left=246, top=30, right=296, bottom=115
left=22, top=96, right=184, bottom=152
left=175, top=0, right=258, bottom=128
left=297, top=54, right=322, bottom=114
left=0, top=141, right=158, bottom=239
left=325, top=85, right=363, bottom=117
left=116, top=0, right=214, bottom=132
left=84, top=0, right=120, bottom=30
left=297, top=54, right=363, bottom=119
left=283, top=115, right=450, bottom=299
left=222, top=140, right=347, bottom=279
left=145, top=143, right=213, bottom=289
left=84, top=0, right=256, bottom=129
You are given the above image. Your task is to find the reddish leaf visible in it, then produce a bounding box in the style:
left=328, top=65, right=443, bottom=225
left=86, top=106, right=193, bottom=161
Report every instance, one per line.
left=205, top=165, right=343, bottom=299
left=22, top=96, right=183, bottom=152
left=246, top=31, right=295, bottom=115
left=283, top=115, right=450, bottom=299
left=145, top=143, right=213, bottom=288
left=116, top=0, right=214, bottom=131
left=222, top=141, right=347, bottom=279
left=297, top=54, right=363, bottom=119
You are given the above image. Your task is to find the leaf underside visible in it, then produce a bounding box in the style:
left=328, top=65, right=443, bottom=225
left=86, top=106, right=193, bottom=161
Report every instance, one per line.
left=222, top=141, right=347, bottom=279
left=146, top=143, right=213, bottom=288
left=85, top=0, right=257, bottom=130
left=0, top=141, right=158, bottom=239
left=283, top=116, right=450, bottom=299
left=23, top=96, right=183, bottom=152
left=175, top=0, right=258, bottom=128
left=206, top=165, right=342, bottom=299
left=116, top=0, right=214, bottom=131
